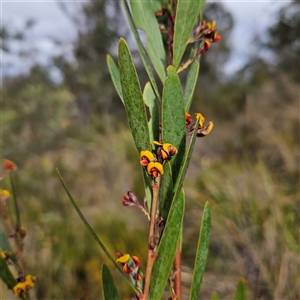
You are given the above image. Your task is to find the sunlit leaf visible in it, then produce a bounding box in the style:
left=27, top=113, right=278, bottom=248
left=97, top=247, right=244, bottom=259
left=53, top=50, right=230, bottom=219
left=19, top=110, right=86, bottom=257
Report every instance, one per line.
left=189, top=201, right=211, bottom=300
left=122, top=0, right=161, bottom=100
left=149, top=189, right=185, bottom=299
left=129, top=0, right=166, bottom=82
left=234, top=278, right=247, bottom=300
left=106, top=54, right=123, bottom=104
left=143, top=82, right=159, bottom=144
left=102, top=263, right=120, bottom=300
left=118, top=38, right=151, bottom=153
left=173, top=0, right=206, bottom=69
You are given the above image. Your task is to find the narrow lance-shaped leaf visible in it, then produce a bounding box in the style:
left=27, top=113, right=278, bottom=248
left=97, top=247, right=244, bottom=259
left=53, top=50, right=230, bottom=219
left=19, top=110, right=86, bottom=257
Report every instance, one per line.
left=173, top=0, right=206, bottom=69
left=149, top=189, right=185, bottom=299
left=118, top=38, right=151, bottom=153
left=122, top=0, right=161, bottom=100
left=102, top=263, right=121, bottom=300
left=142, top=167, right=152, bottom=214
left=129, top=0, right=166, bottom=82
left=162, top=66, right=186, bottom=189
left=234, top=278, right=247, bottom=300
left=56, top=169, right=139, bottom=295
left=159, top=161, right=173, bottom=221
left=106, top=54, right=124, bottom=105
left=165, top=115, right=200, bottom=219
left=189, top=201, right=211, bottom=300
left=184, top=48, right=200, bottom=112
left=143, top=82, right=159, bottom=144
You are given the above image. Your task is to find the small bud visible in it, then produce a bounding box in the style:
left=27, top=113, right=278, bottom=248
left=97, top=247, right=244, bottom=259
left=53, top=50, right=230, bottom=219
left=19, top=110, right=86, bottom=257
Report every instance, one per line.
left=185, top=113, right=192, bottom=126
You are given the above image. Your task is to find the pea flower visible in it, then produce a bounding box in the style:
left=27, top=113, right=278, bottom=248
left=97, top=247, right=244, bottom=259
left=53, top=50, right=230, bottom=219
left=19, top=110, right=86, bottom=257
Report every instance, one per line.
left=153, top=141, right=178, bottom=160
left=188, top=20, right=221, bottom=44
left=140, top=150, right=155, bottom=167
left=193, top=113, right=214, bottom=137
left=13, top=275, right=36, bottom=295
left=116, top=253, right=143, bottom=283
left=147, top=162, right=164, bottom=178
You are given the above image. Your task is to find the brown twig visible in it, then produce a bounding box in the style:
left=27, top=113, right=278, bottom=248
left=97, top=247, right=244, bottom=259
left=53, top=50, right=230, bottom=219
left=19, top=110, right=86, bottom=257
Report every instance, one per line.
left=142, top=176, right=161, bottom=300
left=167, top=13, right=175, bottom=66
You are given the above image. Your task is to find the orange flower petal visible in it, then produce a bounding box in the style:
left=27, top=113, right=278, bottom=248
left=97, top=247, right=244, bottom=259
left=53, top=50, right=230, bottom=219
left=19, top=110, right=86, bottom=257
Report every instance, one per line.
left=3, top=159, right=17, bottom=171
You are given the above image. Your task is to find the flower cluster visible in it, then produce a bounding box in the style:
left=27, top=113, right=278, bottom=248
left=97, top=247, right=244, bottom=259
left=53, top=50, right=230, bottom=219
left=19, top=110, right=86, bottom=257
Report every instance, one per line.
left=116, top=253, right=144, bottom=292
left=186, top=112, right=214, bottom=137
left=188, top=20, right=221, bottom=50
left=140, top=141, right=178, bottom=179
left=178, top=21, right=221, bottom=72
left=13, top=275, right=36, bottom=295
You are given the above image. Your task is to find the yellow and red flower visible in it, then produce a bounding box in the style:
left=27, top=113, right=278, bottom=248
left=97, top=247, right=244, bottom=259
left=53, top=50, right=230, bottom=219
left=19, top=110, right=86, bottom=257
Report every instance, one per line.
left=13, top=274, right=36, bottom=295
left=194, top=113, right=214, bottom=137
left=147, top=162, right=164, bottom=178
left=140, top=150, right=155, bottom=167
left=153, top=141, right=178, bottom=160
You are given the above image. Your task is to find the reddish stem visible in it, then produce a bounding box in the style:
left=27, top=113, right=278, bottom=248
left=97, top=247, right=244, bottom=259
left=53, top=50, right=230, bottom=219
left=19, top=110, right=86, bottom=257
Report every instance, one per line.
left=142, top=176, right=161, bottom=300
left=173, top=241, right=182, bottom=300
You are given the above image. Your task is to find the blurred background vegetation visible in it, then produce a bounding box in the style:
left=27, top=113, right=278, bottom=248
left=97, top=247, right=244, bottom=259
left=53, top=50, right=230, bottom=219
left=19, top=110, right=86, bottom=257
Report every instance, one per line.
left=1, top=1, right=299, bottom=299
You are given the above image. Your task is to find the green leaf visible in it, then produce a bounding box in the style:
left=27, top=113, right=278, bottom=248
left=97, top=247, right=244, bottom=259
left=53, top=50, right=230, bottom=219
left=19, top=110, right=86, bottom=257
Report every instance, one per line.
left=129, top=0, right=166, bottom=82
left=142, top=167, right=152, bottom=214
left=102, top=263, right=121, bottom=300
left=0, top=255, right=17, bottom=293
left=184, top=49, right=200, bottom=112
left=149, top=189, right=185, bottom=299
left=171, top=115, right=200, bottom=209
left=234, top=278, right=247, bottom=300
left=161, top=115, right=200, bottom=223
left=173, top=0, right=206, bottom=69
left=118, top=38, right=151, bottom=153
left=106, top=54, right=124, bottom=105
left=143, top=82, right=159, bottom=144
left=56, top=168, right=139, bottom=293
left=159, top=161, right=173, bottom=220
left=189, top=201, right=211, bottom=300
left=122, top=0, right=161, bottom=101
left=0, top=228, right=12, bottom=253
left=162, top=66, right=186, bottom=188
left=150, top=0, right=162, bottom=13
